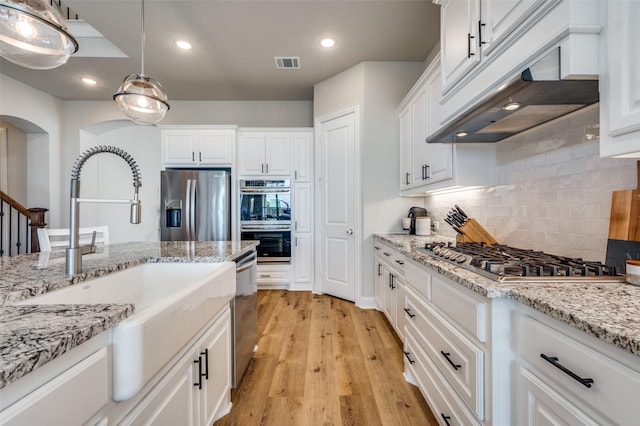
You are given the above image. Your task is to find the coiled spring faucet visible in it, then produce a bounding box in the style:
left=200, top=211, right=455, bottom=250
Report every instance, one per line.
left=66, top=145, right=142, bottom=276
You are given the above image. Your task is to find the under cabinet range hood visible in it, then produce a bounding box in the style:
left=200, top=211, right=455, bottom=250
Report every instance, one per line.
left=426, top=48, right=599, bottom=144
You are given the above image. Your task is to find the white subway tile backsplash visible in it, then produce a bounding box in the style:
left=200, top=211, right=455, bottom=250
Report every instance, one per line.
left=424, top=106, right=638, bottom=262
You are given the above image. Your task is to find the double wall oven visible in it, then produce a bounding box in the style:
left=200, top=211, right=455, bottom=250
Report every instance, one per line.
left=239, top=179, right=291, bottom=262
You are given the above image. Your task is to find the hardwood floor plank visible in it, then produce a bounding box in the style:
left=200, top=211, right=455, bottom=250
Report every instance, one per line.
left=214, top=290, right=437, bottom=426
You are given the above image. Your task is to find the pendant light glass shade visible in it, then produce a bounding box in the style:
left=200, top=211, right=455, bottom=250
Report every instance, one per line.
left=113, top=0, right=169, bottom=125
left=0, top=0, right=78, bottom=69
left=114, top=73, right=169, bottom=124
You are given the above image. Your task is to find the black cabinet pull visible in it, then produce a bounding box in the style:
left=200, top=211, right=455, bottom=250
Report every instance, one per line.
left=540, top=353, right=594, bottom=388
left=425, top=164, right=430, bottom=179
left=395, top=259, right=404, bottom=265
left=199, top=152, right=202, bottom=162
left=192, top=152, right=195, bottom=162
left=441, top=351, right=461, bottom=370
left=441, top=413, right=452, bottom=426
left=403, top=351, right=415, bottom=364
left=201, top=349, right=209, bottom=380
left=378, top=263, right=382, bottom=276
left=404, top=307, right=415, bottom=318
left=193, top=357, right=203, bottom=389
left=383, top=251, right=391, bottom=257
left=467, top=33, right=475, bottom=57
left=478, top=21, right=486, bottom=45
left=405, top=172, right=410, bottom=185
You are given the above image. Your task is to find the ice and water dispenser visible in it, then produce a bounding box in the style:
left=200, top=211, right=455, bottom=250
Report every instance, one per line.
left=165, top=200, right=182, bottom=228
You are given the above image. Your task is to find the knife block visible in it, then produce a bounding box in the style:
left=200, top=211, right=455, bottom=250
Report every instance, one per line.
left=455, top=218, right=498, bottom=245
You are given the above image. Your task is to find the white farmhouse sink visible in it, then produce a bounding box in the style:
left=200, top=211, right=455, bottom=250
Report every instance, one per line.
left=17, top=262, right=236, bottom=401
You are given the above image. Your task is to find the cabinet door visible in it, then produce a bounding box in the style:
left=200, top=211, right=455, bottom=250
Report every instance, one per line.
left=518, top=366, right=600, bottom=426
left=163, top=130, right=197, bottom=165
left=238, top=134, right=266, bottom=175
left=198, top=309, right=232, bottom=426
left=198, top=131, right=234, bottom=165
left=293, top=133, right=313, bottom=182
left=410, top=88, right=429, bottom=189
left=481, top=0, right=547, bottom=56
left=424, top=62, right=453, bottom=184
left=293, top=183, right=312, bottom=233
left=399, top=106, right=412, bottom=190
left=374, top=255, right=385, bottom=311
left=600, top=1, right=640, bottom=157
left=440, top=0, right=481, bottom=93
left=265, top=134, right=291, bottom=175
left=383, top=267, right=396, bottom=327
left=293, top=234, right=312, bottom=284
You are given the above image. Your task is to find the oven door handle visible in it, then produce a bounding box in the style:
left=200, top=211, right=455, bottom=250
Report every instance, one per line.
left=236, top=256, right=257, bottom=273
left=242, top=225, right=291, bottom=231
left=240, top=188, right=290, bottom=193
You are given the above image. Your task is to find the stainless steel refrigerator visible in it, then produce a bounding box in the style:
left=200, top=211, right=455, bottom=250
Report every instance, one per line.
left=160, top=169, right=231, bottom=241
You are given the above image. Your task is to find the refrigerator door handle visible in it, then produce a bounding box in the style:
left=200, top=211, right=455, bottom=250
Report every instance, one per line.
left=190, top=179, right=197, bottom=240
left=185, top=179, right=192, bottom=240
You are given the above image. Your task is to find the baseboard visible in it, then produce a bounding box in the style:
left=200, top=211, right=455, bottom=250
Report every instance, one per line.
left=257, top=283, right=289, bottom=290
left=357, top=295, right=376, bottom=310
left=289, top=282, right=313, bottom=291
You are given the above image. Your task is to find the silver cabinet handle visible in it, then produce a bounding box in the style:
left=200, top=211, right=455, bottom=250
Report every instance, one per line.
left=346, top=228, right=353, bottom=235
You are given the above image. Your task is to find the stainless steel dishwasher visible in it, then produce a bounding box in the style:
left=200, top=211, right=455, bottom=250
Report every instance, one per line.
left=232, top=249, right=257, bottom=388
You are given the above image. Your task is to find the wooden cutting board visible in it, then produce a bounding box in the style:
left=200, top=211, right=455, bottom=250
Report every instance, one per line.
left=608, top=160, right=640, bottom=241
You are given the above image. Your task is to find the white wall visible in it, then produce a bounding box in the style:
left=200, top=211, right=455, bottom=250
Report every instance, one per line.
left=0, top=74, right=64, bottom=224
left=424, top=104, right=637, bottom=262
left=314, top=61, right=426, bottom=300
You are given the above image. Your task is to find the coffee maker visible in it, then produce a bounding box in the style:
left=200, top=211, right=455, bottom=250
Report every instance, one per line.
left=408, top=207, right=428, bottom=235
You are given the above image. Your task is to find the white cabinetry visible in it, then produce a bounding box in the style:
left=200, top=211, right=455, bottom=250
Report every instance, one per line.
left=0, top=348, right=109, bottom=426
left=399, top=56, right=453, bottom=193
left=440, top=0, right=481, bottom=93
left=161, top=126, right=236, bottom=167
left=438, top=0, right=600, bottom=125
left=122, top=306, right=232, bottom=426
left=373, top=239, right=406, bottom=337
left=599, top=0, right=640, bottom=157
left=515, top=307, right=640, bottom=425
left=257, top=263, right=292, bottom=289
left=399, top=55, right=495, bottom=195
left=238, top=131, right=291, bottom=176
left=292, top=133, right=313, bottom=182
left=293, top=182, right=313, bottom=290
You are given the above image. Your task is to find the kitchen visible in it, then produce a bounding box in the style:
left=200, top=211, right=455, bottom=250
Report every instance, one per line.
left=1, top=0, right=640, bottom=425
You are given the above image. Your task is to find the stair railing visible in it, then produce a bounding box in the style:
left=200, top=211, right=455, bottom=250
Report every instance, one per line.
left=0, top=190, right=48, bottom=256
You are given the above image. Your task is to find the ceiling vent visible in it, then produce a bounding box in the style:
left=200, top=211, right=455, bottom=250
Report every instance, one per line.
left=274, top=57, right=300, bottom=69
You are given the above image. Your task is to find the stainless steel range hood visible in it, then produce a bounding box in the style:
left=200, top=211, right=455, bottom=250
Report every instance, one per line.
left=426, top=48, right=599, bottom=144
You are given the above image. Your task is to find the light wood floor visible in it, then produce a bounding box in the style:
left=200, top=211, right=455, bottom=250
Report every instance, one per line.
left=214, top=290, right=438, bottom=426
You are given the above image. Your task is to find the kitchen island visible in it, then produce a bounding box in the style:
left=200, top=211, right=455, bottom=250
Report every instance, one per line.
left=0, top=240, right=258, bottom=425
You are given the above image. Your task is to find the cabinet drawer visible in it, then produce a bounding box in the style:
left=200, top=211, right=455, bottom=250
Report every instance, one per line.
left=404, top=258, right=431, bottom=300
left=517, top=314, right=640, bottom=424
left=405, top=288, right=484, bottom=419
left=405, top=329, right=480, bottom=426
left=0, top=348, right=108, bottom=426
left=257, top=265, right=291, bottom=283
left=431, top=274, right=487, bottom=342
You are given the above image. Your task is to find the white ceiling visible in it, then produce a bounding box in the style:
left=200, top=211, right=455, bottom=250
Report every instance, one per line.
left=0, top=0, right=441, bottom=102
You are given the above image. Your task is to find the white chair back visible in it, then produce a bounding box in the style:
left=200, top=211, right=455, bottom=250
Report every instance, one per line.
left=37, top=226, right=110, bottom=252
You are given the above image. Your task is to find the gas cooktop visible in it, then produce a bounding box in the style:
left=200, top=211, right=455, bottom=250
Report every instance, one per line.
left=416, top=242, right=624, bottom=282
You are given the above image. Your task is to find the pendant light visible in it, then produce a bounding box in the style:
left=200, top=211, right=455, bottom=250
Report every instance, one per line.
left=0, top=0, right=79, bottom=69
left=113, top=0, right=169, bottom=125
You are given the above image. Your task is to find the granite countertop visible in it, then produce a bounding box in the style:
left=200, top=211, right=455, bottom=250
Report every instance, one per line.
left=0, top=240, right=258, bottom=389
left=375, top=233, right=640, bottom=358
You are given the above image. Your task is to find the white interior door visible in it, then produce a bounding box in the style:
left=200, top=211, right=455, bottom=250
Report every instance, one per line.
left=317, top=110, right=357, bottom=302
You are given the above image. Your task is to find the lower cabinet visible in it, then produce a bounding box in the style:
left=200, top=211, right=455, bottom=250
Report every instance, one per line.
left=515, top=307, right=640, bottom=425
left=121, top=305, right=232, bottom=426
left=292, top=233, right=313, bottom=290
left=257, top=263, right=292, bottom=289
left=0, top=348, right=109, bottom=425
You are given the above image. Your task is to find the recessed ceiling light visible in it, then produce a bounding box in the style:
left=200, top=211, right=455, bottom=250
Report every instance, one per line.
left=455, top=131, right=468, bottom=138
left=320, top=38, right=335, bottom=48
left=175, top=40, right=192, bottom=50
left=81, top=78, right=97, bottom=85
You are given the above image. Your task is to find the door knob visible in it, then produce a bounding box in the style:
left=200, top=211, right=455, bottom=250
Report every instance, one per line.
left=346, top=228, right=354, bottom=235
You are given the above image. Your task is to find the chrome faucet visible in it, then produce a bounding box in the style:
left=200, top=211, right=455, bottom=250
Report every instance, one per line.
left=66, top=145, right=142, bottom=276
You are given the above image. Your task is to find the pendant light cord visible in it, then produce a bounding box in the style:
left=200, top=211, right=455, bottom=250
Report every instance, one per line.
left=140, top=0, right=145, bottom=75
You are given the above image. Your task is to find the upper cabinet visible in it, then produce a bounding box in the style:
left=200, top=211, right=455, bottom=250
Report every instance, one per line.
left=399, top=56, right=453, bottom=192
left=599, top=1, right=640, bottom=158
left=399, top=55, right=495, bottom=195
left=439, top=0, right=600, bottom=124
left=440, top=0, right=481, bottom=93
left=237, top=129, right=313, bottom=178
left=161, top=126, right=236, bottom=168
left=238, top=132, right=291, bottom=176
